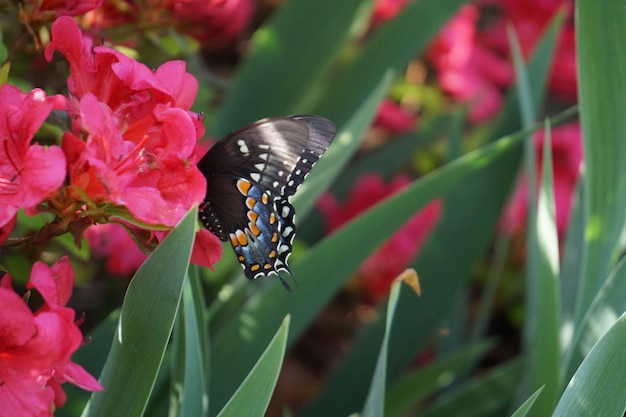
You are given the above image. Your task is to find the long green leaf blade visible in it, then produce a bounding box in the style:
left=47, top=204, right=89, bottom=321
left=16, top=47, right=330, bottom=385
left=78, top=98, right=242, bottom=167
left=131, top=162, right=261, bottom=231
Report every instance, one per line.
left=525, top=121, right=561, bottom=414
left=82, top=208, right=197, bottom=417
left=361, top=278, right=407, bottom=417
left=575, top=0, right=626, bottom=320
left=215, top=316, right=290, bottom=417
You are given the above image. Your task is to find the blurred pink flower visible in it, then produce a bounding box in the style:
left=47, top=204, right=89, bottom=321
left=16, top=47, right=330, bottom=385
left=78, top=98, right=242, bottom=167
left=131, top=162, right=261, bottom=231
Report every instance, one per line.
left=373, top=99, right=417, bottom=134
left=0, top=84, right=67, bottom=230
left=86, top=223, right=148, bottom=276
left=370, top=0, right=410, bottom=27
left=164, top=0, right=254, bottom=48
left=479, top=0, right=576, bottom=101
left=501, top=122, right=583, bottom=237
left=428, top=4, right=513, bottom=122
left=20, top=0, right=101, bottom=28
left=0, top=257, right=102, bottom=417
left=81, top=0, right=253, bottom=49
left=318, top=174, right=442, bottom=302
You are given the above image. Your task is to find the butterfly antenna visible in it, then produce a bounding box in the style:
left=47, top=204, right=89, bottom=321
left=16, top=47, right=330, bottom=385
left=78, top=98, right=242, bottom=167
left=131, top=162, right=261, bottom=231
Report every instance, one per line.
left=278, top=276, right=292, bottom=292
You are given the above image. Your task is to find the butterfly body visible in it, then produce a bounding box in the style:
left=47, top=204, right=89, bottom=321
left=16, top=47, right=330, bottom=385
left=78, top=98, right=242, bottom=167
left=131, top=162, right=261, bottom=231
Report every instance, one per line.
left=198, top=115, right=336, bottom=282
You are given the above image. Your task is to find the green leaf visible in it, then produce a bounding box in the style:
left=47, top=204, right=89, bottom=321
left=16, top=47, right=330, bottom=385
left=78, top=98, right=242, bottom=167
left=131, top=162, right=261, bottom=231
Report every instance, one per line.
left=81, top=208, right=197, bottom=417
left=417, top=360, right=524, bottom=417
left=552, top=312, right=626, bottom=417
left=509, top=388, right=544, bottom=417
left=315, top=0, right=467, bottom=129
left=213, top=0, right=371, bottom=136
left=564, top=254, right=626, bottom=381
left=574, top=0, right=626, bottom=320
left=215, top=316, right=290, bottom=417
left=171, top=267, right=210, bottom=417
left=361, top=279, right=407, bottom=417
left=385, top=339, right=495, bottom=417
left=522, top=121, right=561, bottom=414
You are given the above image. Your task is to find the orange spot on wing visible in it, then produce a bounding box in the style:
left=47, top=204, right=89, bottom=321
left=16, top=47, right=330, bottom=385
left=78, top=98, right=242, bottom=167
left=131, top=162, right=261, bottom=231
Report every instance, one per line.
left=249, top=223, right=261, bottom=236
left=236, top=230, right=248, bottom=246
left=237, top=179, right=252, bottom=195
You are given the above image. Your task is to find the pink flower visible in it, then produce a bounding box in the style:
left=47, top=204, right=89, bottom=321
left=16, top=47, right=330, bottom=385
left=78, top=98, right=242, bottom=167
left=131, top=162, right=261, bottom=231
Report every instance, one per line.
left=501, top=122, right=582, bottom=237
left=428, top=4, right=513, bottom=122
left=370, top=0, right=411, bottom=27
left=190, top=228, right=224, bottom=269
left=45, top=16, right=206, bottom=227
left=479, top=0, right=577, bottom=101
left=20, top=0, right=101, bottom=29
left=318, top=174, right=442, bottom=302
left=0, top=257, right=102, bottom=417
left=373, top=99, right=417, bottom=134
left=86, top=223, right=148, bottom=276
left=164, top=0, right=254, bottom=48
left=0, top=84, right=67, bottom=229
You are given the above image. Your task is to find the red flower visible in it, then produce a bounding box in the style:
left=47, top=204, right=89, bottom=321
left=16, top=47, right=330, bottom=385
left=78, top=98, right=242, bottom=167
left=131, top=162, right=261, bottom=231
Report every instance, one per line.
left=428, top=4, right=513, bottom=122
left=478, top=0, right=577, bottom=101
left=0, top=257, right=102, bottom=417
left=318, top=174, right=442, bottom=302
left=0, top=84, right=67, bottom=230
left=45, top=16, right=206, bottom=227
left=370, top=0, right=411, bottom=27
left=501, top=122, right=582, bottom=237
left=20, top=0, right=101, bottom=29
left=164, top=0, right=254, bottom=48
left=373, top=99, right=417, bottom=134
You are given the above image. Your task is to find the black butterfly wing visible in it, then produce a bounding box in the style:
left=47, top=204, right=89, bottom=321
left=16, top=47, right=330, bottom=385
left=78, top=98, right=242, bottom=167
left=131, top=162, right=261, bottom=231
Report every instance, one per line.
left=199, top=118, right=310, bottom=196
left=286, top=115, right=337, bottom=197
left=198, top=115, right=336, bottom=281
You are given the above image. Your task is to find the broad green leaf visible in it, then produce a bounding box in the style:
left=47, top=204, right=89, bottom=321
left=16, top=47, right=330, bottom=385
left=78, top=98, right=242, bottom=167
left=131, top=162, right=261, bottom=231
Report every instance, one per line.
left=215, top=316, right=290, bottom=417
left=552, top=312, right=626, bottom=417
left=213, top=0, right=371, bottom=136
left=361, top=279, right=407, bottom=417
left=417, top=360, right=523, bottom=417
left=82, top=208, right=197, bottom=417
left=574, top=0, right=626, bottom=320
left=564, top=254, right=626, bottom=381
left=385, top=339, right=495, bottom=417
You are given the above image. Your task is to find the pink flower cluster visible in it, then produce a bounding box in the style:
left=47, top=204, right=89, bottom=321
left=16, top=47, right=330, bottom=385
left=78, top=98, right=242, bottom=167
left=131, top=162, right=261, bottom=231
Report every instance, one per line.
left=319, top=174, right=442, bottom=303
left=81, top=0, right=254, bottom=49
left=428, top=0, right=576, bottom=122
left=0, top=257, right=102, bottom=417
left=1, top=16, right=222, bottom=268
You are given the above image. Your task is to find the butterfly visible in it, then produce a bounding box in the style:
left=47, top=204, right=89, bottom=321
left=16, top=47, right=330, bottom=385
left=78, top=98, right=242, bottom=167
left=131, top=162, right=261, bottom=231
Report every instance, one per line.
left=197, top=115, right=336, bottom=288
